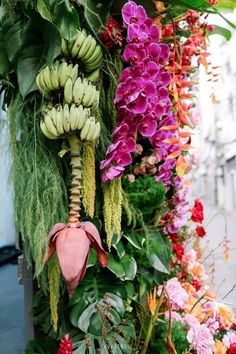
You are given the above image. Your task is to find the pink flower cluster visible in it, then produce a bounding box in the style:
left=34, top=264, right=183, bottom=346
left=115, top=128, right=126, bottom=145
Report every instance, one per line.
left=187, top=323, right=214, bottom=354
left=100, top=1, right=178, bottom=184
left=159, top=278, right=189, bottom=310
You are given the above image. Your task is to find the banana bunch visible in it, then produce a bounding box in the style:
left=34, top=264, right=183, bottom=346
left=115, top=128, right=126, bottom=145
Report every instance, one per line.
left=64, top=76, right=99, bottom=109
left=61, top=29, right=103, bottom=72
left=40, top=104, right=100, bottom=142
left=36, top=61, right=79, bottom=96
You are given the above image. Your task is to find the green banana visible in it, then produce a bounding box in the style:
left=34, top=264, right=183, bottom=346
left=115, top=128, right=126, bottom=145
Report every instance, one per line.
left=69, top=64, right=79, bottom=85
left=82, top=37, right=97, bottom=61
left=86, top=68, right=100, bottom=82
left=85, top=45, right=102, bottom=64
left=85, top=117, right=96, bottom=140
left=43, top=67, right=54, bottom=91
left=77, top=34, right=93, bottom=59
left=59, top=61, right=69, bottom=87
left=70, top=104, right=77, bottom=131
left=71, top=30, right=87, bottom=58
left=44, top=112, right=59, bottom=137
left=63, top=104, right=71, bottom=133
left=50, top=61, right=60, bottom=90
left=73, top=77, right=84, bottom=105
left=80, top=117, right=91, bottom=140
left=55, top=105, right=65, bottom=135
left=76, top=105, right=88, bottom=130
left=40, top=119, right=57, bottom=140
left=61, top=37, right=69, bottom=56
left=64, top=77, right=73, bottom=104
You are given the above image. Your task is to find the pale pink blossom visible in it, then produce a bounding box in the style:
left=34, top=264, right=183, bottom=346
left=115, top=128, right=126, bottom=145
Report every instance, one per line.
left=183, top=314, right=200, bottom=328
left=187, top=324, right=214, bottom=354
left=164, top=311, right=182, bottom=323
left=159, top=278, right=189, bottom=310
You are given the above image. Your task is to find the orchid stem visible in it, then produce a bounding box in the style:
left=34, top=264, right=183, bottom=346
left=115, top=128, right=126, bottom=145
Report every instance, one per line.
left=141, top=293, right=163, bottom=354
left=68, top=134, right=82, bottom=225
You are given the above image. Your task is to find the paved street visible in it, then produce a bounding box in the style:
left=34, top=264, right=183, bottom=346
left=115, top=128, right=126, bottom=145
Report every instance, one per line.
left=203, top=202, right=236, bottom=309
left=0, top=264, right=24, bottom=354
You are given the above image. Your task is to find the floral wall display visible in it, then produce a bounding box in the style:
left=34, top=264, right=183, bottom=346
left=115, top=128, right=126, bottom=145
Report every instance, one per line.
left=0, top=0, right=236, bottom=353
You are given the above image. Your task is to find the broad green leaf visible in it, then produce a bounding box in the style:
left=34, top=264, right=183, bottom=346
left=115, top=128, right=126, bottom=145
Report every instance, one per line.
left=79, top=0, right=113, bottom=37
left=208, top=24, right=232, bottom=41
left=3, top=18, right=24, bottom=64
left=37, top=0, right=80, bottom=40
left=17, top=17, right=60, bottom=98
left=147, top=231, right=171, bottom=274
left=148, top=253, right=169, bottom=274
left=107, top=254, right=126, bottom=278
left=113, top=239, right=126, bottom=258
left=70, top=296, right=90, bottom=327
left=0, top=32, right=11, bottom=77
left=120, top=256, right=137, bottom=281
left=124, top=232, right=145, bottom=249
left=78, top=303, right=97, bottom=333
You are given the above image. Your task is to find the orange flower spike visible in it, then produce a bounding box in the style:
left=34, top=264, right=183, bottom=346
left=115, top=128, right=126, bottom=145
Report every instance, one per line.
left=167, top=150, right=180, bottom=159
left=160, top=125, right=179, bottom=131
left=163, top=138, right=180, bottom=144
left=148, top=287, right=158, bottom=316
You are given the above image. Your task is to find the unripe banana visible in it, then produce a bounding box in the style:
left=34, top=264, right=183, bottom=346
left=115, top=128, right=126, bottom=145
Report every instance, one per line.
left=85, top=117, right=96, bottom=141
left=44, top=112, right=59, bottom=137
left=69, top=64, right=79, bottom=85
left=40, top=119, right=58, bottom=140
left=55, top=105, right=65, bottom=135
left=80, top=117, right=91, bottom=140
left=82, top=37, right=97, bottom=61
left=50, top=61, right=60, bottom=90
left=36, top=72, right=49, bottom=96
left=84, top=52, right=103, bottom=71
left=61, top=37, right=69, bottom=56
left=63, top=104, right=71, bottom=133
left=64, top=77, right=73, bottom=104
left=73, top=77, right=84, bottom=105
left=82, top=84, right=96, bottom=107
left=92, top=90, right=100, bottom=110
left=70, top=104, right=77, bottom=131
left=71, top=30, right=87, bottom=58
left=87, top=85, right=98, bottom=107
left=86, top=68, right=100, bottom=82
left=91, top=122, right=101, bottom=141
left=85, top=45, right=102, bottom=65
left=66, top=63, right=74, bottom=81
left=43, top=67, right=54, bottom=91
left=77, top=34, right=93, bottom=59
left=59, top=61, right=68, bottom=87
left=50, top=107, right=58, bottom=127
left=76, top=105, right=88, bottom=130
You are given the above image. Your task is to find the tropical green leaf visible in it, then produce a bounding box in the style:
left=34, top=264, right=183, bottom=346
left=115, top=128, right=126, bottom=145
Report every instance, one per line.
left=208, top=24, right=232, bottom=40
left=79, top=0, right=113, bottom=37
left=17, top=16, right=61, bottom=98
left=24, top=338, right=57, bottom=354
left=120, top=256, right=137, bottom=281
left=3, top=18, right=25, bottom=64
left=37, top=0, right=80, bottom=40
left=147, top=231, right=171, bottom=274
left=0, top=31, right=11, bottom=77
left=124, top=232, right=145, bottom=250
left=107, top=254, right=126, bottom=278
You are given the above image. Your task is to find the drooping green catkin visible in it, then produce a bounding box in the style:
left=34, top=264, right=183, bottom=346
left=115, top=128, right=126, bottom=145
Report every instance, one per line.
left=112, top=178, right=122, bottom=235
left=8, top=95, right=68, bottom=278
left=103, top=178, right=122, bottom=250
left=48, top=253, right=61, bottom=332
left=82, top=142, right=96, bottom=218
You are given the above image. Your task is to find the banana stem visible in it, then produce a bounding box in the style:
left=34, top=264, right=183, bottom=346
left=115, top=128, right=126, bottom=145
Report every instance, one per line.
left=68, top=134, right=82, bottom=225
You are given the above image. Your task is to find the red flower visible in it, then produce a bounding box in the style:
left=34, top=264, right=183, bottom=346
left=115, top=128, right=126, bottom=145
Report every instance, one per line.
left=178, top=270, right=187, bottom=282
left=227, top=343, right=236, bottom=354
left=58, top=334, right=72, bottom=354
left=196, top=225, right=206, bottom=238
left=231, top=322, right=236, bottom=331
left=191, top=278, right=201, bottom=291
left=169, top=233, right=179, bottom=243
left=100, top=17, right=122, bottom=49
left=191, top=199, right=204, bottom=223
left=172, top=243, right=184, bottom=262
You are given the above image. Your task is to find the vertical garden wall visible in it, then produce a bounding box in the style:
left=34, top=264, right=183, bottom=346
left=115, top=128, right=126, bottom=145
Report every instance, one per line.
left=0, top=0, right=236, bottom=353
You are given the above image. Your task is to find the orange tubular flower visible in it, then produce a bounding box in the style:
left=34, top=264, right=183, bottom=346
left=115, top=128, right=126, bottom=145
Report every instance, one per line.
left=148, top=287, right=158, bottom=315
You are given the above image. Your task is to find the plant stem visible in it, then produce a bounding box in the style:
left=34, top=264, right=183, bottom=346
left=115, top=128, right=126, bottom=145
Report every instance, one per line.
left=141, top=293, right=163, bottom=354
left=68, top=134, right=82, bottom=225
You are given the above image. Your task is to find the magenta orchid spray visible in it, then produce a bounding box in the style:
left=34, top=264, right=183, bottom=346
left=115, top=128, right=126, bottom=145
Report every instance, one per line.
left=100, top=1, right=178, bottom=186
